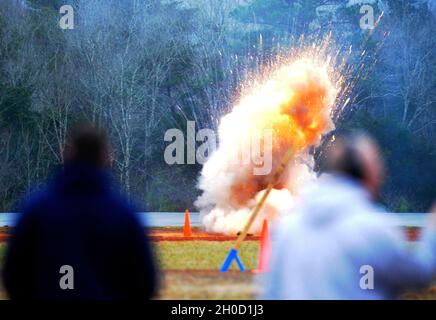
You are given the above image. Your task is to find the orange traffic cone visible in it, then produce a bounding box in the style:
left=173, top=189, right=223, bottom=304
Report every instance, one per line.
left=256, top=219, right=271, bottom=272
left=183, top=209, right=192, bottom=237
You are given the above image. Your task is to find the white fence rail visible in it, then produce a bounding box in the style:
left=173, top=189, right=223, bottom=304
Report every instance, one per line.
left=0, top=212, right=428, bottom=228
left=0, top=212, right=201, bottom=228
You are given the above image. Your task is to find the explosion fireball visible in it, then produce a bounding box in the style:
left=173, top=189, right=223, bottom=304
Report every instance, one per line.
left=196, top=57, right=338, bottom=235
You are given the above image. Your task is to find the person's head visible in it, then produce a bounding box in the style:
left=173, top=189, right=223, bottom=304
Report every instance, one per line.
left=324, top=132, right=384, bottom=198
left=64, top=124, right=110, bottom=168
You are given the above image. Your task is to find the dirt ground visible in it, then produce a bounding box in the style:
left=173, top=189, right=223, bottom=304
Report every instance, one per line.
left=149, top=227, right=260, bottom=241
left=159, top=270, right=260, bottom=300
left=0, top=227, right=260, bottom=243
left=0, top=226, right=419, bottom=242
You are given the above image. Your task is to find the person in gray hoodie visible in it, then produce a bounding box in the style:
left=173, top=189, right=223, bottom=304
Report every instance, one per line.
left=262, top=132, right=436, bottom=299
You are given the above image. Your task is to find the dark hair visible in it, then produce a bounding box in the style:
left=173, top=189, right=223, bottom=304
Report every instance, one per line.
left=324, top=133, right=368, bottom=182
left=65, top=124, right=110, bottom=167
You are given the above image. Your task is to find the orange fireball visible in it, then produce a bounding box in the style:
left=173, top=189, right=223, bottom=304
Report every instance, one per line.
left=197, top=58, right=338, bottom=234
left=229, top=59, right=336, bottom=207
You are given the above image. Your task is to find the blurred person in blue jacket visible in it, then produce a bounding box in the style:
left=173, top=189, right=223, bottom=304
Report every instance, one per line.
left=2, top=124, right=158, bottom=300
left=262, top=132, right=436, bottom=299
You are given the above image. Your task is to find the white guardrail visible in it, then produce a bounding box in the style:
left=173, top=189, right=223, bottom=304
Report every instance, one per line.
left=0, top=212, right=428, bottom=228
left=0, top=212, right=202, bottom=228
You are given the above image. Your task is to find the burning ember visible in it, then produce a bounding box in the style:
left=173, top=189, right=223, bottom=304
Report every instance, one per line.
left=196, top=57, right=338, bottom=235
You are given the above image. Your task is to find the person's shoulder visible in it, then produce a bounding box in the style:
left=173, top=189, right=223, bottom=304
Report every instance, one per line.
left=105, top=189, right=136, bottom=212
left=103, top=190, right=141, bottom=224
left=356, top=209, right=398, bottom=228
left=19, top=185, right=53, bottom=215
left=343, top=203, right=390, bottom=226
left=13, top=186, right=55, bottom=229
left=346, top=209, right=405, bottom=244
